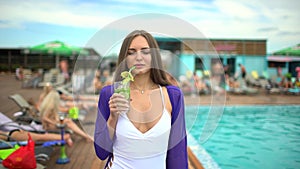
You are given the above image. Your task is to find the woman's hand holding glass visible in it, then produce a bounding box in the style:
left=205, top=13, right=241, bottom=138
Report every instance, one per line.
left=109, top=93, right=130, bottom=116
left=108, top=92, right=129, bottom=140
left=109, top=66, right=134, bottom=117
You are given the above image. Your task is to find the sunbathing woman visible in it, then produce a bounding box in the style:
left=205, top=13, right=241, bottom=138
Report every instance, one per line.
left=40, top=90, right=93, bottom=142
left=36, top=83, right=53, bottom=111
left=36, top=83, right=97, bottom=112
left=0, top=129, right=73, bottom=146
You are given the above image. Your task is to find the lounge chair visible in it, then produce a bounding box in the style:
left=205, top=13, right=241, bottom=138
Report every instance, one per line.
left=227, top=87, right=245, bottom=95
left=0, top=112, right=73, bottom=137
left=240, top=78, right=259, bottom=95
left=0, top=120, right=68, bottom=165
left=228, top=78, right=258, bottom=95
left=287, top=87, right=300, bottom=95
left=269, top=87, right=282, bottom=94
left=39, top=72, right=66, bottom=87
left=56, top=85, right=98, bottom=102
left=52, top=74, right=65, bottom=87
left=0, top=112, right=43, bottom=133
left=8, top=94, right=40, bottom=124
left=56, top=86, right=73, bottom=96
left=38, top=73, right=53, bottom=87
left=9, top=94, right=31, bottom=114
left=245, top=71, right=261, bottom=87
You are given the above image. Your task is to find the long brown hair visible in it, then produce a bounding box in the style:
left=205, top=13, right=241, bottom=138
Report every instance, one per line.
left=114, top=30, right=170, bottom=86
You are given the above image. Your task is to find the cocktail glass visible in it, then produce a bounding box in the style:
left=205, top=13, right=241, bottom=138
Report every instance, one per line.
left=114, top=81, right=130, bottom=114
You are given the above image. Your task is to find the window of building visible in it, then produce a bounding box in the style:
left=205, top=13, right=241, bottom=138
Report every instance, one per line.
left=268, top=61, right=286, bottom=68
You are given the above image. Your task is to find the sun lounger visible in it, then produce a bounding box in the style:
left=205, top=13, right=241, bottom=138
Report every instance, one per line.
left=245, top=72, right=261, bottom=87
left=228, top=88, right=245, bottom=95
left=243, top=87, right=259, bottom=95
left=232, top=79, right=259, bottom=95
left=56, top=86, right=98, bottom=101
left=0, top=112, right=73, bottom=166
left=39, top=73, right=66, bottom=87
left=0, top=112, right=43, bottom=133
left=9, top=94, right=31, bottom=114
left=259, top=79, right=269, bottom=88
left=269, top=88, right=281, bottom=94
left=0, top=112, right=73, bottom=136
left=56, top=86, right=73, bottom=96
left=8, top=94, right=40, bottom=124
left=52, top=74, right=65, bottom=87
left=287, top=87, right=300, bottom=95
left=38, top=73, right=53, bottom=87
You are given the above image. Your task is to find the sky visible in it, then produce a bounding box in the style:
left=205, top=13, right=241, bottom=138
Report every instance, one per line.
left=0, top=0, right=299, bottom=54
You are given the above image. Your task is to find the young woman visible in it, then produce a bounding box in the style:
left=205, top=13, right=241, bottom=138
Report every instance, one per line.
left=0, top=129, right=73, bottom=146
left=40, top=90, right=93, bottom=142
left=94, top=30, right=188, bottom=168
left=36, top=82, right=53, bottom=111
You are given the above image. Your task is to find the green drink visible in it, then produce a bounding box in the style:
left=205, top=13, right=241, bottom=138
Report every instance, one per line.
left=114, top=81, right=130, bottom=114
left=114, top=82, right=130, bottom=100
left=114, top=66, right=135, bottom=114
left=115, top=66, right=135, bottom=100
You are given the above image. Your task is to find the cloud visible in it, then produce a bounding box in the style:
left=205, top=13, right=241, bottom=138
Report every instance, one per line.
left=0, top=20, right=22, bottom=28
left=277, top=31, right=300, bottom=36
left=0, top=0, right=116, bottom=29
left=257, top=27, right=278, bottom=33
left=213, top=0, right=258, bottom=20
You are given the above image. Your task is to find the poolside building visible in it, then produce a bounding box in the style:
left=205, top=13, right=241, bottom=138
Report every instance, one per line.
left=155, top=37, right=267, bottom=78
left=267, top=44, right=300, bottom=78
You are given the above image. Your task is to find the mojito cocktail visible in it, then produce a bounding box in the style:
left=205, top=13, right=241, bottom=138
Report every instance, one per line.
left=114, top=81, right=130, bottom=100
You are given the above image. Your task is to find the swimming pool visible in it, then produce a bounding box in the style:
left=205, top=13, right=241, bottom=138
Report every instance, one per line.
left=186, top=105, right=300, bottom=169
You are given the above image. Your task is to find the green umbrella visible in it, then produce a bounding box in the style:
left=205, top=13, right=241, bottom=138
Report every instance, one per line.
left=30, top=40, right=88, bottom=67
left=273, top=44, right=300, bottom=56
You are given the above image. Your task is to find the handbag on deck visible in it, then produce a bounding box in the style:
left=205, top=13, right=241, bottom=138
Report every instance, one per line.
left=2, top=133, right=36, bottom=169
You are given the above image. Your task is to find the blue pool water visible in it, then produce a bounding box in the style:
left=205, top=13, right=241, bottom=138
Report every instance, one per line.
left=186, top=105, right=300, bottom=169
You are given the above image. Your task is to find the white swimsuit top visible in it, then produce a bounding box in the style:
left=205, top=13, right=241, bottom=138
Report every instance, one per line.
left=112, top=86, right=171, bottom=169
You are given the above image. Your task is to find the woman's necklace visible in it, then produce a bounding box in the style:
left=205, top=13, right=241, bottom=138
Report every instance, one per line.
left=132, top=83, right=156, bottom=94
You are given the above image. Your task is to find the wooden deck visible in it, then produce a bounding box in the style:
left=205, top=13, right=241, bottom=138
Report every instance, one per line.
left=0, top=74, right=203, bottom=169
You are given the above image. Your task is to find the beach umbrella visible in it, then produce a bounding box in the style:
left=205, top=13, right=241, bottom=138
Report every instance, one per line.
left=273, top=44, right=300, bottom=56
left=29, top=40, right=88, bottom=67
